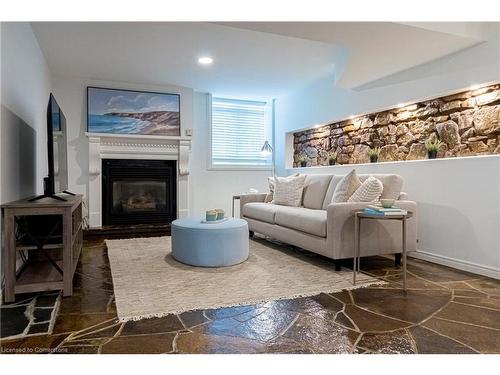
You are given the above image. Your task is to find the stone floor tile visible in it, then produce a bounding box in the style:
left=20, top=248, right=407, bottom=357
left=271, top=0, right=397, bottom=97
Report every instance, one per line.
left=357, top=329, right=415, bottom=354
left=453, top=296, right=500, bottom=310
left=408, top=326, right=477, bottom=354
left=351, top=288, right=450, bottom=323
left=176, top=332, right=265, bottom=354
left=203, top=305, right=255, bottom=320
left=0, top=306, right=29, bottom=338
left=423, top=317, right=500, bottom=353
left=466, top=278, right=500, bottom=297
left=101, top=333, right=176, bottom=354
left=58, top=292, right=112, bottom=315
left=282, top=314, right=358, bottom=354
left=52, top=313, right=117, bottom=335
left=33, top=308, right=53, bottom=323
left=435, top=302, right=500, bottom=329
left=328, top=290, right=353, bottom=304
left=27, top=323, right=50, bottom=335
left=344, top=305, right=409, bottom=332
left=335, top=312, right=356, bottom=330
left=35, top=294, right=59, bottom=308
left=120, top=315, right=184, bottom=336
left=178, top=310, right=210, bottom=328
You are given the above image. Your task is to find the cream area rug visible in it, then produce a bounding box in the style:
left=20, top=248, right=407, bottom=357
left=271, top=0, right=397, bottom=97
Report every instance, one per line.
left=106, top=236, right=381, bottom=322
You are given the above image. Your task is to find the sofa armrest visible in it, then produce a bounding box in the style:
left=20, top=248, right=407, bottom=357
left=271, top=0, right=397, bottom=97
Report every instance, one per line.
left=239, top=193, right=267, bottom=217
left=326, top=200, right=417, bottom=258
left=327, top=200, right=417, bottom=227
left=398, top=192, right=409, bottom=200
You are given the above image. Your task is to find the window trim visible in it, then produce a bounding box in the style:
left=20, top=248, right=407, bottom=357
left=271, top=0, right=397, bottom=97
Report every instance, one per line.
left=207, top=95, right=273, bottom=171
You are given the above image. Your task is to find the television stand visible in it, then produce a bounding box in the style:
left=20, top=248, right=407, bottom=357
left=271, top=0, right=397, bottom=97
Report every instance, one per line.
left=1, top=195, right=83, bottom=303
left=62, top=190, right=76, bottom=196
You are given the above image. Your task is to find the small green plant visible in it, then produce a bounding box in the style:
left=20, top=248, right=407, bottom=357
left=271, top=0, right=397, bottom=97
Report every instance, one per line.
left=367, top=147, right=381, bottom=163
left=424, top=138, right=443, bottom=152
left=297, top=154, right=309, bottom=167
left=425, top=138, right=443, bottom=159
left=326, top=150, right=338, bottom=162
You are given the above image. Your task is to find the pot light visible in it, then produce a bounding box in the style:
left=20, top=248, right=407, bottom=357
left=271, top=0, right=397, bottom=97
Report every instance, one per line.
left=397, top=103, right=406, bottom=108
left=198, top=56, right=213, bottom=65
left=469, top=84, right=480, bottom=91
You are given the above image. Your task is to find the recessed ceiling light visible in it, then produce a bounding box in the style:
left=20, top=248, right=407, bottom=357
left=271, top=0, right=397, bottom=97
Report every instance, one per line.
left=397, top=103, right=406, bottom=108
left=198, top=56, right=213, bottom=65
left=469, top=84, right=480, bottom=91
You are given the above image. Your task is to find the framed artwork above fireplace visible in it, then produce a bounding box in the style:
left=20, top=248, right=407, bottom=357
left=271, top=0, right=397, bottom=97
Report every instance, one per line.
left=87, top=86, right=181, bottom=136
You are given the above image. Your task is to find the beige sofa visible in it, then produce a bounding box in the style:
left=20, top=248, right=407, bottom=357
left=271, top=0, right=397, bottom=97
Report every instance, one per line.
left=240, top=173, right=417, bottom=270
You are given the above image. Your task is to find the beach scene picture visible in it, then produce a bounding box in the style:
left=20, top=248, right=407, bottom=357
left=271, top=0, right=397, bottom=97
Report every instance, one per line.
left=87, top=87, right=180, bottom=136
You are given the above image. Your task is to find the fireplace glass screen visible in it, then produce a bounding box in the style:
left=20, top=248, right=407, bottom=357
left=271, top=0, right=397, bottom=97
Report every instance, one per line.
left=112, top=181, right=167, bottom=213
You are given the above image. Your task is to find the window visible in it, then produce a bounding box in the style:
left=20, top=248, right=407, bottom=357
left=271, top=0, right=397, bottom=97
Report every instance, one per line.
left=210, top=97, right=272, bottom=168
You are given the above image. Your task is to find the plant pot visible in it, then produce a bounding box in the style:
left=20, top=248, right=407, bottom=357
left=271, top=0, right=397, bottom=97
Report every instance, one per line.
left=328, top=159, right=336, bottom=166
left=427, top=150, right=438, bottom=159
left=300, top=161, right=307, bottom=167
left=369, top=155, right=378, bottom=163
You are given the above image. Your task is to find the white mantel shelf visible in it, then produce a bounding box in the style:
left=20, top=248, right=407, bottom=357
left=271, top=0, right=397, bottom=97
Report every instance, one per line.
left=85, top=132, right=192, bottom=142
left=86, top=132, right=191, bottom=228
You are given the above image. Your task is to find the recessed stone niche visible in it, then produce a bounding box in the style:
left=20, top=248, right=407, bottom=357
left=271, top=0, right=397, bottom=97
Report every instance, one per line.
left=293, top=84, right=500, bottom=167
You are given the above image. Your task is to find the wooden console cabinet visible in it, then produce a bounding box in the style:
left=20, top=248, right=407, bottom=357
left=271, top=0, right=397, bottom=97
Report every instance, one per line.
left=1, top=195, right=83, bottom=303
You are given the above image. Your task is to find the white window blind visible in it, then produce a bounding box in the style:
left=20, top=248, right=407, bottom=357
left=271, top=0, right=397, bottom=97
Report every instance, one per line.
left=211, top=97, right=271, bottom=167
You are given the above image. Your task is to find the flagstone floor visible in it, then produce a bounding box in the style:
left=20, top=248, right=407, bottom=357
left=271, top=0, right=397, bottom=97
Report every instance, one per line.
left=1, top=237, right=499, bottom=354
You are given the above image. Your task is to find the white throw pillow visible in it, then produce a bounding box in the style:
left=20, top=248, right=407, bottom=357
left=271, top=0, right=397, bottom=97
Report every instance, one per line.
left=273, top=174, right=307, bottom=207
left=348, top=176, right=383, bottom=202
left=332, top=169, right=361, bottom=203
left=265, top=173, right=299, bottom=203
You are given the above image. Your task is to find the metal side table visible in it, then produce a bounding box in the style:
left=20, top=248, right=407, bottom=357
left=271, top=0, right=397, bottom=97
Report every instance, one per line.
left=353, top=211, right=413, bottom=293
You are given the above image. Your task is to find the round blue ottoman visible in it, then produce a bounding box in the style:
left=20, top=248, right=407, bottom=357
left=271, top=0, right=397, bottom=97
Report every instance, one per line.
left=171, top=217, right=249, bottom=267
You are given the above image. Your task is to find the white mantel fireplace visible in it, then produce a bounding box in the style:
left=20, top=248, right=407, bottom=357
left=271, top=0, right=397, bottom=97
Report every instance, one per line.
left=86, top=133, right=191, bottom=228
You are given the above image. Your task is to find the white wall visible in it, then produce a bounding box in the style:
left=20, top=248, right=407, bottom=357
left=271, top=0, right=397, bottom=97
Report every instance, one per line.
left=1, top=22, right=52, bottom=203
left=275, top=26, right=500, bottom=278
left=51, top=76, right=271, bottom=219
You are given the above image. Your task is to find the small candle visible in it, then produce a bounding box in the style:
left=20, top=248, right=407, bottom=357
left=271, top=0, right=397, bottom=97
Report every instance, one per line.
left=206, top=210, right=217, bottom=221
left=215, top=209, right=225, bottom=220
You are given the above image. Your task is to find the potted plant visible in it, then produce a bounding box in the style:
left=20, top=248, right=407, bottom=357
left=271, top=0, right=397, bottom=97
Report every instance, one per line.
left=297, top=154, right=308, bottom=168
left=326, top=150, right=338, bottom=166
left=367, top=147, right=381, bottom=163
left=425, top=138, right=443, bottom=159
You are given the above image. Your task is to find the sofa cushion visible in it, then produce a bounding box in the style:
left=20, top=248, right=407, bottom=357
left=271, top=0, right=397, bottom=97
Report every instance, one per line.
left=348, top=176, right=383, bottom=202
left=323, top=173, right=403, bottom=208
left=242, top=202, right=280, bottom=224
left=365, top=174, right=403, bottom=200
left=332, top=169, right=362, bottom=203
left=275, top=206, right=327, bottom=237
left=302, top=174, right=333, bottom=210
left=265, top=173, right=300, bottom=203
left=273, top=174, right=307, bottom=207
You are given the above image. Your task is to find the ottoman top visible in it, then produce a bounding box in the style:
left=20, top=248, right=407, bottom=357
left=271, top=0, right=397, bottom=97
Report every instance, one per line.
left=172, top=217, right=248, bottom=231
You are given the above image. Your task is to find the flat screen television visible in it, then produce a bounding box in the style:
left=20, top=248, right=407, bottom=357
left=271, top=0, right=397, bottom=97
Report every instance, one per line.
left=30, top=94, right=71, bottom=201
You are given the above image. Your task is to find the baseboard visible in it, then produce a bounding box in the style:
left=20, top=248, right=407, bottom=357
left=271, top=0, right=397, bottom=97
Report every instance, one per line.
left=409, top=250, right=500, bottom=280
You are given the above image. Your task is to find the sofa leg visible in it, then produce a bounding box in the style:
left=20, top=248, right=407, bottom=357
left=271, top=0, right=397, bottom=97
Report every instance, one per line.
left=334, top=260, right=341, bottom=272
left=249, top=231, right=254, bottom=238
left=395, top=253, right=402, bottom=267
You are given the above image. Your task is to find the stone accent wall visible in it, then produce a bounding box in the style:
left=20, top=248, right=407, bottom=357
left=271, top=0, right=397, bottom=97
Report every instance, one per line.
left=293, top=84, right=500, bottom=167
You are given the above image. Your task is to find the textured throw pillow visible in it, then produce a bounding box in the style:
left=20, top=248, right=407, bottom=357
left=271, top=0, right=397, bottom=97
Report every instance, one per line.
left=265, top=173, right=299, bottom=203
left=348, top=176, right=383, bottom=202
left=332, top=169, right=361, bottom=203
left=273, top=174, right=307, bottom=207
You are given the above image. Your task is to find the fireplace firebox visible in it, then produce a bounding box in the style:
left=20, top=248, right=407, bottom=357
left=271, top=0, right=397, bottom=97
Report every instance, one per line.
left=102, top=159, right=176, bottom=225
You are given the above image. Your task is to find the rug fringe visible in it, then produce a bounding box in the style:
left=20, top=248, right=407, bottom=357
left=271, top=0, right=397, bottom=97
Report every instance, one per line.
left=117, top=279, right=386, bottom=322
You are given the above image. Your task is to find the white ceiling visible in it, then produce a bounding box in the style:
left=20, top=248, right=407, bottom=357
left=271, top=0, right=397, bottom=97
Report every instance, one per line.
left=32, top=22, right=485, bottom=100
